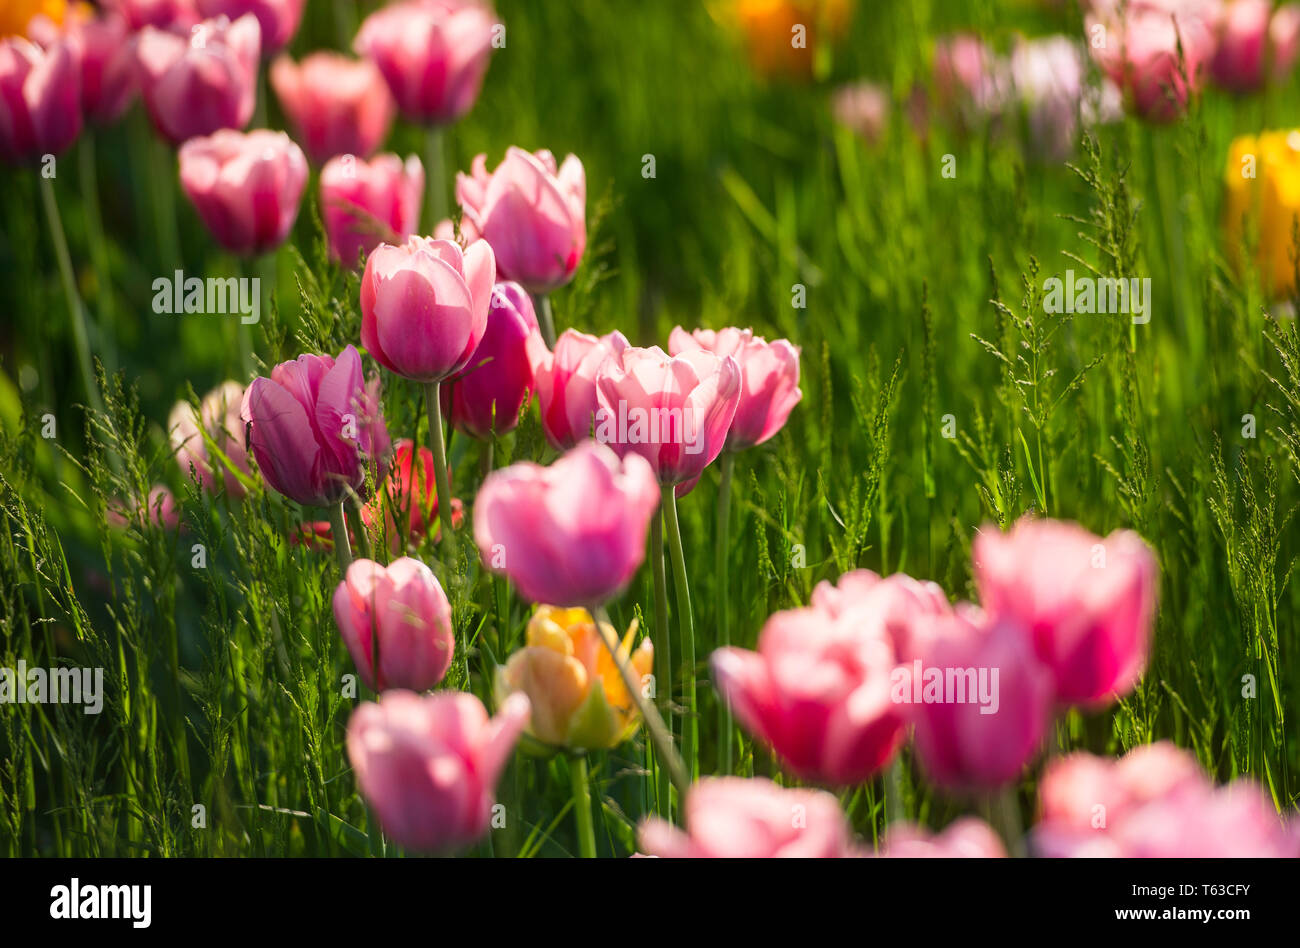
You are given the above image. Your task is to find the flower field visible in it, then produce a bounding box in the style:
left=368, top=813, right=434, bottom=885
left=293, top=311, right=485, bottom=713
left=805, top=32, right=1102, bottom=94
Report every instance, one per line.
left=1, top=0, right=1299, bottom=869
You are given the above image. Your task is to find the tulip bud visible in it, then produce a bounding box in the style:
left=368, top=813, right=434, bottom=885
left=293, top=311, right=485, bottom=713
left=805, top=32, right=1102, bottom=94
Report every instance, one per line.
left=0, top=34, right=81, bottom=164
left=320, top=153, right=423, bottom=267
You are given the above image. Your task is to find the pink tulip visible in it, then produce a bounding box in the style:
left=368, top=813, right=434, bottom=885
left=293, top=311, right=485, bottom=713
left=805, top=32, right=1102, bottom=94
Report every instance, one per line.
left=168, top=380, right=251, bottom=497
left=194, top=0, right=304, bottom=56
left=320, top=153, right=423, bottom=267
left=111, top=0, right=199, bottom=31
left=136, top=13, right=260, bottom=145
left=442, top=282, right=548, bottom=438
left=900, top=607, right=1053, bottom=791
left=347, top=690, right=530, bottom=853
left=711, top=593, right=906, bottom=786
left=933, top=33, right=1007, bottom=119
left=30, top=8, right=138, bottom=126
left=353, top=0, right=497, bottom=125
left=668, top=326, right=801, bottom=451
left=270, top=52, right=395, bottom=165
left=534, top=327, right=629, bottom=450
left=882, top=818, right=1007, bottom=857
left=332, top=557, right=455, bottom=692
left=0, top=35, right=81, bottom=164
left=639, top=778, right=859, bottom=858
left=455, top=148, right=586, bottom=293
left=1086, top=0, right=1218, bottom=121
left=972, top=517, right=1157, bottom=708
left=831, top=81, right=890, bottom=145
left=594, top=345, right=741, bottom=488
left=1209, top=0, right=1300, bottom=91
left=359, top=235, right=495, bottom=383
left=473, top=441, right=660, bottom=607
left=179, top=128, right=307, bottom=255
left=433, top=212, right=481, bottom=245
left=240, top=344, right=392, bottom=508
left=809, top=568, right=952, bottom=659
left=1032, top=742, right=1300, bottom=857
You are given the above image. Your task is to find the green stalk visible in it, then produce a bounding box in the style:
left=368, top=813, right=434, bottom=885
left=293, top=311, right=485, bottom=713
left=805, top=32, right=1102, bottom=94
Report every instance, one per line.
left=425, top=126, right=448, bottom=230
left=535, top=293, right=556, bottom=348
left=150, top=136, right=181, bottom=274
left=423, top=381, right=458, bottom=557
left=715, top=451, right=735, bottom=773
left=39, top=175, right=104, bottom=420
left=662, top=486, right=697, bottom=782
left=345, top=495, right=372, bottom=562
left=570, top=755, right=596, bottom=858
left=650, top=514, right=672, bottom=817
left=328, top=501, right=353, bottom=575
left=986, top=787, right=1025, bottom=858
left=77, top=132, right=118, bottom=380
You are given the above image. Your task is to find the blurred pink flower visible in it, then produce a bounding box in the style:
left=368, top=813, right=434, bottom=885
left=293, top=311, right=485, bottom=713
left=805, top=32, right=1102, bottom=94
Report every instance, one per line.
left=347, top=690, right=529, bottom=853
left=30, top=7, right=138, bottom=126
left=0, top=34, right=81, bottom=163
left=320, top=152, right=423, bottom=266
left=271, top=52, right=396, bottom=166
left=168, top=379, right=251, bottom=497
left=194, top=0, right=303, bottom=56
left=1209, top=0, right=1300, bottom=91
left=110, top=0, right=199, bottom=31
left=882, top=818, right=1007, bottom=857
left=831, top=80, right=890, bottom=145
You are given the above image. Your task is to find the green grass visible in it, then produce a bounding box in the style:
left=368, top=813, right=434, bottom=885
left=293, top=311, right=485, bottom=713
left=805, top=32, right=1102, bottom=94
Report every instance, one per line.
left=0, top=0, right=1297, bottom=856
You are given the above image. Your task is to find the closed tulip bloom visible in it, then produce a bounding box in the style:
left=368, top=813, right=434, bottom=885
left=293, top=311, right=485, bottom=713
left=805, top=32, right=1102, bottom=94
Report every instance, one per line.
left=136, top=13, right=259, bottom=145
left=353, top=0, right=496, bottom=125
left=473, top=441, right=660, bottom=608
left=346, top=690, right=530, bottom=853
left=1086, top=0, right=1217, bottom=121
left=901, top=608, right=1053, bottom=791
left=1224, top=129, right=1300, bottom=298
left=497, top=606, right=653, bottom=750
left=455, top=148, right=586, bottom=293
left=668, top=326, right=801, bottom=451
left=808, top=568, right=952, bottom=659
left=882, top=818, right=1006, bottom=858
left=179, top=128, right=307, bottom=255
left=29, top=8, right=137, bottom=125
left=111, top=0, right=198, bottom=31
left=442, top=282, right=548, bottom=438
left=362, top=439, right=463, bottom=552
left=640, top=777, right=858, bottom=857
left=194, top=0, right=303, bottom=56
left=168, top=380, right=251, bottom=497
left=320, top=153, right=423, bottom=266
left=1032, top=743, right=1300, bottom=857
left=240, top=345, right=392, bottom=508
left=1210, top=0, right=1300, bottom=92
left=0, top=35, right=80, bottom=164
left=534, top=327, right=628, bottom=450
left=270, top=52, right=395, bottom=165
left=972, top=517, right=1157, bottom=708
left=360, top=235, right=495, bottom=383
left=332, top=557, right=455, bottom=692
left=594, top=345, right=741, bottom=487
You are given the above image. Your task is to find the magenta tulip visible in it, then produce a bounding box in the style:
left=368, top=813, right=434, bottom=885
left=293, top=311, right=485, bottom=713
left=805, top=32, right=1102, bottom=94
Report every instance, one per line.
left=711, top=594, right=907, bottom=786
left=639, top=778, right=859, bottom=858
left=178, top=128, right=307, bottom=255
left=1032, top=742, right=1300, bottom=857
left=353, top=0, right=497, bottom=125
left=30, top=8, right=138, bottom=126
left=455, top=148, right=587, bottom=293
left=168, top=380, right=251, bottom=497
left=359, top=235, right=495, bottom=383
left=111, top=0, right=199, bottom=31
left=1209, top=0, right=1300, bottom=91
left=332, top=557, right=455, bottom=692
left=534, top=327, right=628, bottom=450
left=668, top=326, right=801, bottom=451
left=441, top=282, right=548, bottom=438
left=270, top=52, right=396, bottom=165
left=136, top=13, right=259, bottom=145
left=194, top=0, right=303, bottom=56
left=594, top=345, right=741, bottom=488
left=972, top=517, right=1157, bottom=708
left=882, top=818, right=1006, bottom=858
left=320, top=153, right=423, bottom=267
left=0, top=35, right=80, bottom=164
left=240, top=345, right=391, bottom=508
left=900, top=607, right=1053, bottom=791
left=473, top=441, right=660, bottom=608
left=347, top=690, right=530, bottom=853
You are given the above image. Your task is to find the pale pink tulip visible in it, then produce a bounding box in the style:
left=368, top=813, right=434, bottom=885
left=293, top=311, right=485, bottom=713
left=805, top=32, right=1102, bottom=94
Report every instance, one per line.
left=194, top=0, right=303, bottom=55
left=168, top=380, right=251, bottom=497
left=534, top=327, right=628, bottom=450
left=320, top=153, right=423, bottom=267
left=270, top=52, right=396, bottom=166
left=882, top=818, right=1007, bottom=857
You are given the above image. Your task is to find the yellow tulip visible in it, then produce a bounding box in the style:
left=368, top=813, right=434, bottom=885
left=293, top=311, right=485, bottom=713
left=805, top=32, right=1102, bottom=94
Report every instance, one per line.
left=497, top=606, right=653, bottom=751
left=0, top=0, right=68, bottom=38
left=1223, top=130, right=1300, bottom=299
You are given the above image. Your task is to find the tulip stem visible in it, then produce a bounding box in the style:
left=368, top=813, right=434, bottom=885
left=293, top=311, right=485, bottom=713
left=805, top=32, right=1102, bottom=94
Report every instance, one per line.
left=328, top=502, right=353, bottom=575
left=650, top=513, right=672, bottom=818
left=985, top=787, right=1026, bottom=859
left=424, top=381, right=458, bottom=558
left=593, top=606, right=689, bottom=805
left=661, top=487, right=697, bottom=782
left=39, top=175, right=105, bottom=423
left=149, top=135, right=181, bottom=275
left=346, top=494, right=372, bottom=562
left=569, top=755, right=596, bottom=858
left=425, top=127, right=448, bottom=232
left=535, top=293, right=556, bottom=349
left=77, top=133, right=119, bottom=382
left=715, top=451, right=734, bottom=774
